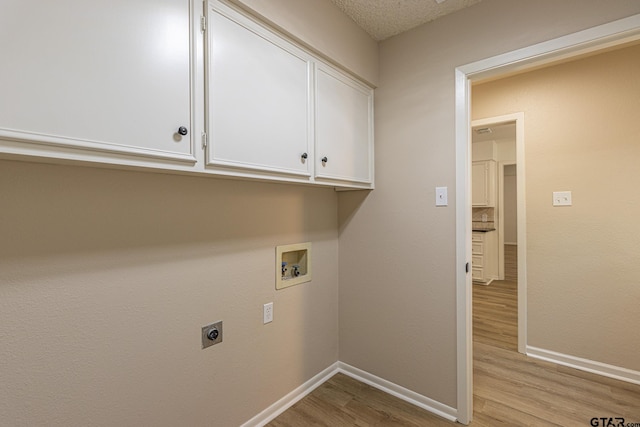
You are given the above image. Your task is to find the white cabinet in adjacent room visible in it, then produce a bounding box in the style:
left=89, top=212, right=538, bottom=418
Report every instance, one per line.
left=0, top=0, right=196, bottom=164
left=472, top=160, right=496, bottom=207
left=472, top=231, right=497, bottom=284
left=205, top=1, right=313, bottom=179
left=315, top=64, right=374, bottom=186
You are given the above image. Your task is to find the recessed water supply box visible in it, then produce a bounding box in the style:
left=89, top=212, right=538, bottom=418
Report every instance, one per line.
left=276, top=242, right=311, bottom=289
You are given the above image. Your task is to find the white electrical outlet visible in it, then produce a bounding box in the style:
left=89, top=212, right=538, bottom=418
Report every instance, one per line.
left=553, top=191, right=572, bottom=206
left=263, top=302, right=273, bottom=324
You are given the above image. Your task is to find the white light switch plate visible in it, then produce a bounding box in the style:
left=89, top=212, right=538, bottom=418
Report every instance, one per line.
left=436, top=187, right=448, bottom=206
left=553, top=191, right=572, bottom=206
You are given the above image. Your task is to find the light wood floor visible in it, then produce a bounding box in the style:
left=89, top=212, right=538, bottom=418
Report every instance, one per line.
left=269, top=278, right=640, bottom=426
left=504, top=244, right=517, bottom=282
left=268, top=372, right=455, bottom=426
left=473, top=279, right=517, bottom=351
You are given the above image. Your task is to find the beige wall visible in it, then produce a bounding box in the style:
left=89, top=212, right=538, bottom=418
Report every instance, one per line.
left=497, top=139, right=516, bottom=163
left=0, top=1, right=376, bottom=425
left=0, top=161, right=338, bottom=425
left=338, top=0, right=640, bottom=409
left=473, top=43, right=640, bottom=370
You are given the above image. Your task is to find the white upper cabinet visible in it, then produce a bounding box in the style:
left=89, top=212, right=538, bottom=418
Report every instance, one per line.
left=206, top=1, right=313, bottom=178
left=472, top=160, right=496, bottom=207
left=205, top=0, right=373, bottom=189
left=1, top=0, right=374, bottom=189
left=0, top=0, right=195, bottom=164
left=315, top=65, right=374, bottom=185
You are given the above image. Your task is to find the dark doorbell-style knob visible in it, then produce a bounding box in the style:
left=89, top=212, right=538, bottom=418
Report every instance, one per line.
left=207, top=327, right=219, bottom=341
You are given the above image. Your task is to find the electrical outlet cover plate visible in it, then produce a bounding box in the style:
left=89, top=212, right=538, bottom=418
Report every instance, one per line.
left=263, top=302, right=273, bottom=324
left=553, top=191, right=572, bottom=206
left=202, top=320, right=223, bottom=349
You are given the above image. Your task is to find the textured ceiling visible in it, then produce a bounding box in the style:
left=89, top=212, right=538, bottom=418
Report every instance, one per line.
left=330, top=0, right=482, bottom=41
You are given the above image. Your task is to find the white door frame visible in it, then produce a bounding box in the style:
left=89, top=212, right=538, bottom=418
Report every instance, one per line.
left=454, top=14, right=640, bottom=425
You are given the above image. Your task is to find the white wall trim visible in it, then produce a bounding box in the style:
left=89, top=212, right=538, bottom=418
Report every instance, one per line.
left=455, top=12, right=640, bottom=425
left=241, top=361, right=459, bottom=426
left=457, top=14, right=640, bottom=81
left=337, top=362, right=458, bottom=422
left=527, top=346, right=640, bottom=386
left=455, top=67, right=474, bottom=425
left=240, top=362, right=340, bottom=427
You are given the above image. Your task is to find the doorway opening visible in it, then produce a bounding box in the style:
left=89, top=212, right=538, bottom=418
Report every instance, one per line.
left=454, top=15, right=640, bottom=425
left=470, top=118, right=522, bottom=356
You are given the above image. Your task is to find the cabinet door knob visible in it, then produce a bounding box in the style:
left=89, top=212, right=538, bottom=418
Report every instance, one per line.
left=301, top=152, right=308, bottom=159
left=177, top=126, right=188, bottom=136
left=321, top=156, right=328, bottom=163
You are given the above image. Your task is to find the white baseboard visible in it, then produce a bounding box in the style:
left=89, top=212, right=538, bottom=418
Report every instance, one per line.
left=337, top=362, right=458, bottom=422
left=241, top=361, right=458, bottom=426
left=240, top=362, right=339, bottom=427
left=527, top=346, right=640, bottom=386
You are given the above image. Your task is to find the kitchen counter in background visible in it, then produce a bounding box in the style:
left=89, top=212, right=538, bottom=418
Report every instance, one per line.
left=472, top=222, right=496, bottom=232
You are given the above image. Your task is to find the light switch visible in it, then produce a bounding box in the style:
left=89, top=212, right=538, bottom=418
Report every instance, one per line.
left=436, top=187, right=448, bottom=207
left=553, top=191, right=572, bottom=206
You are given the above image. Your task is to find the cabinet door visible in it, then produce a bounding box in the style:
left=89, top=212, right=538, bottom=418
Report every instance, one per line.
left=206, top=1, right=312, bottom=177
left=472, top=160, right=496, bottom=206
left=315, top=64, right=373, bottom=185
left=0, top=0, right=194, bottom=162
left=472, top=162, right=489, bottom=206
left=472, top=242, right=484, bottom=255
